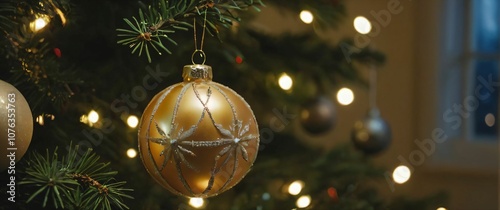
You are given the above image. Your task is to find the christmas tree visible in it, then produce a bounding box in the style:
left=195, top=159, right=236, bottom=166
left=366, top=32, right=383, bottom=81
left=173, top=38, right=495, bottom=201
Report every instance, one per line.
left=0, top=0, right=448, bottom=209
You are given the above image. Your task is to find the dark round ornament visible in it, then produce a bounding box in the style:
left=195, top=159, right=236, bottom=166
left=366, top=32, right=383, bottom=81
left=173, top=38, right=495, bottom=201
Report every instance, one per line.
left=351, top=108, right=391, bottom=155
left=299, top=96, right=337, bottom=135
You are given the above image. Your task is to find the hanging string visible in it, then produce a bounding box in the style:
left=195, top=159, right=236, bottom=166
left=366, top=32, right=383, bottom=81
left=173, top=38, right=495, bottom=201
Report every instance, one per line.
left=369, top=63, right=377, bottom=109
left=192, top=8, right=208, bottom=65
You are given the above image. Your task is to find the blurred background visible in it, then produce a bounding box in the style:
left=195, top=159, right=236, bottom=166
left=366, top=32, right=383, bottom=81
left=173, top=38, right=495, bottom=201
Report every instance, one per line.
left=0, top=0, right=498, bottom=209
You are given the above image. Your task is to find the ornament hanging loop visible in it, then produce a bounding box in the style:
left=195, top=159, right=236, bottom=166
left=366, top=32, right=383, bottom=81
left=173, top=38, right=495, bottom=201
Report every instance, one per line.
left=192, top=8, right=208, bottom=65
left=191, top=49, right=206, bottom=65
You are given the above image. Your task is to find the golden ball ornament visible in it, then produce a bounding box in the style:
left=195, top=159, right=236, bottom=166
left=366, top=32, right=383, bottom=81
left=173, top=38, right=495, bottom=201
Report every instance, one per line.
left=0, top=80, right=34, bottom=171
left=138, top=64, right=260, bottom=198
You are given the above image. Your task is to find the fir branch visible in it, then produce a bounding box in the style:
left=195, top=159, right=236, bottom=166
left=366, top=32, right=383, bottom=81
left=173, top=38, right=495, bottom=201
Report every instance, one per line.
left=117, top=0, right=264, bottom=62
left=1, top=0, right=80, bottom=111
left=19, top=144, right=133, bottom=210
left=71, top=174, right=109, bottom=194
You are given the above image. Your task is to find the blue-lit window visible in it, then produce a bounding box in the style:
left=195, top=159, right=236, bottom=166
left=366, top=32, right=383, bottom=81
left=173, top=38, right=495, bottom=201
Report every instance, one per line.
left=470, top=0, right=499, bottom=140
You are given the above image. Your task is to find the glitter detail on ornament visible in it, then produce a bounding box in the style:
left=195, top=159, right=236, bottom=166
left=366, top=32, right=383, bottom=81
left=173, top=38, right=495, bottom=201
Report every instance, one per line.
left=139, top=64, right=259, bottom=198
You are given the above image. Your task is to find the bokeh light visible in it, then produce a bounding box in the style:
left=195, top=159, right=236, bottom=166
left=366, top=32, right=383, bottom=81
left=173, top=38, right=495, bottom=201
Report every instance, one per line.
left=127, top=115, right=139, bottom=128
left=300, top=10, right=314, bottom=24
left=353, top=16, right=372, bottom=34
left=88, top=110, right=99, bottom=124
left=288, top=180, right=304, bottom=195
left=126, top=148, right=137, bottom=158
left=337, top=87, right=354, bottom=105
left=278, top=73, right=293, bottom=91
left=296, top=195, right=311, bottom=208
left=485, top=113, right=495, bottom=127
left=392, top=165, right=411, bottom=184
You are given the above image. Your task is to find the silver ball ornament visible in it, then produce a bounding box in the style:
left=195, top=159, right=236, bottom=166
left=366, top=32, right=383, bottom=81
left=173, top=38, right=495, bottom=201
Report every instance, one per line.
left=351, top=108, right=391, bottom=155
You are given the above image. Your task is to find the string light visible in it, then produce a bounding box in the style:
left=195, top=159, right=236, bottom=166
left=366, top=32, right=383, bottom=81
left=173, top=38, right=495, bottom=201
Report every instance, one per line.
left=36, top=115, right=45, bottom=126
left=337, top=87, right=354, bottom=105
left=296, top=195, right=311, bottom=208
left=30, top=15, right=50, bottom=32
left=288, top=180, right=305, bottom=195
left=353, top=16, right=372, bottom=34
left=126, top=148, right=137, bottom=158
left=36, top=114, right=56, bottom=126
left=88, top=110, right=99, bottom=124
left=189, top=197, right=205, bottom=209
left=278, top=73, right=293, bottom=91
left=392, top=165, right=411, bottom=184
left=127, top=115, right=139, bottom=128
left=300, top=10, right=314, bottom=24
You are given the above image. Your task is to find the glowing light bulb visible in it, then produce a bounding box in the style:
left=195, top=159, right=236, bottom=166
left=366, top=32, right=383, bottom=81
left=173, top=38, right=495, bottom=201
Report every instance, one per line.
left=36, top=115, right=44, bottom=126
left=392, top=165, right=411, bottom=184
left=300, top=10, right=314, bottom=24
left=288, top=180, right=304, bottom=195
left=88, top=110, right=99, bottom=124
left=278, top=73, right=293, bottom=91
left=436, top=207, right=447, bottom=210
left=337, top=87, right=354, bottom=105
left=127, top=115, right=139, bottom=128
left=126, top=148, right=137, bottom=158
left=353, top=16, right=372, bottom=34
left=296, top=195, right=311, bottom=208
left=485, top=113, right=495, bottom=127
left=31, top=16, right=49, bottom=32
left=189, top=197, right=205, bottom=208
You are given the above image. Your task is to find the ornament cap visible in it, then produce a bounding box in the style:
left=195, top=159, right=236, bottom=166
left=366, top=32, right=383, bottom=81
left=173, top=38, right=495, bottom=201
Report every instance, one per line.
left=183, top=64, right=213, bottom=82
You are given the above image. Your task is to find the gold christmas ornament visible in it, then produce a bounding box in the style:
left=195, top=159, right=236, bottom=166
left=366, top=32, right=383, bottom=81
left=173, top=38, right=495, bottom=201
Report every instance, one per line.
left=0, top=80, right=34, bottom=171
left=138, top=64, right=260, bottom=198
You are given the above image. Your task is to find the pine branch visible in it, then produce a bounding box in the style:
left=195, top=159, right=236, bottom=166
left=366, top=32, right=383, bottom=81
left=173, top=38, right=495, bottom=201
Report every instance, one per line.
left=19, top=144, right=133, bottom=210
left=117, top=0, right=264, bottom=62
left=1, top=0, right=80, bottom=111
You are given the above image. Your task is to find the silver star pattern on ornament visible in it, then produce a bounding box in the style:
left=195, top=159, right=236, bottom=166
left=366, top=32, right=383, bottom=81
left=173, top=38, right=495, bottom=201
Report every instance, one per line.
left=148, top=121, right=198, bottom=194
left=205, top=119, right=258, bottom=193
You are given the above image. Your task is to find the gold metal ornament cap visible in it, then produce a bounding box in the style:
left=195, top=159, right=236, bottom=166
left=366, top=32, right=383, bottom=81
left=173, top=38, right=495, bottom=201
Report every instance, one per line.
left=182, top=64, right=213, bottom=82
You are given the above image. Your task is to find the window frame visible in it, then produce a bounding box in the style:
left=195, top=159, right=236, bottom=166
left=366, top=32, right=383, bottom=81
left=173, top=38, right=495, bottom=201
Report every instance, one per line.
left=417, top=0, right=499, bottom=173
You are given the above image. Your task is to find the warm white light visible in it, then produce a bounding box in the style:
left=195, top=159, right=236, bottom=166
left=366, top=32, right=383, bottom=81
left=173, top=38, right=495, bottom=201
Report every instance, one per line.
left=300, top=10, right=314, bottom=24
left=278, top=73, right=293, bottom=91
left=485, top=113, right=495, bottom=127
left=337, top=87, right=354, bottom=105
left=31, top=17, right=49, bottom=32
left=296, top=195, right=311, bottom=208
left=126, top=148, right=137, bottom=158
left=127, top=115, right=139, bottom=128
left=36, top=115, right=45, bottom=126
left=392, top=165, right=411, bottom=184
left=436, top=207, right=447, bottom=210
left=88, top=110, right=99, bottom=124
left=288, top=180, right=304, bottom=195
left=353, top=16, right=372, bottom=34
left=189, top=197, right=205, bottom=208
